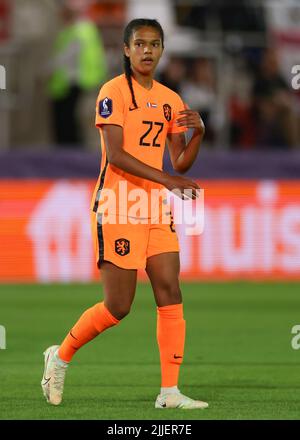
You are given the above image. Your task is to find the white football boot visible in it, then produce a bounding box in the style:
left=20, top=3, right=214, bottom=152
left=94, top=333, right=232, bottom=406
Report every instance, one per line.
left=41, top=345, right=68, bottom=405
left=155, top=391, right=209, bottom=409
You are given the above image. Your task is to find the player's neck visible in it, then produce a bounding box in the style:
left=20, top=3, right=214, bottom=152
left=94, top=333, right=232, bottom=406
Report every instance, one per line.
left=131, top=71, right=153, bottom=91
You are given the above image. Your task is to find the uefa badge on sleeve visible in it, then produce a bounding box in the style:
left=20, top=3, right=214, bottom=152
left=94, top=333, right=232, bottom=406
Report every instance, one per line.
left=99, top=97, right=113, bottom=118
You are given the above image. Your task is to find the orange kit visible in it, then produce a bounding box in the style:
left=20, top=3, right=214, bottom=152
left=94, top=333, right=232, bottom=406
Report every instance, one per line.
left=91, top=74, right=187, bottom=269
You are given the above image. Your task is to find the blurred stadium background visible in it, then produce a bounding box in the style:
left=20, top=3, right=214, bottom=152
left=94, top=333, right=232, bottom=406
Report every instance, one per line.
left=1, top=0, right=300, bottom=420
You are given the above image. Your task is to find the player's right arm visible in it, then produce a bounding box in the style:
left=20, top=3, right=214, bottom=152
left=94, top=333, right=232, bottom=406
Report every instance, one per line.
left=102, top=124, right=200, bottom=199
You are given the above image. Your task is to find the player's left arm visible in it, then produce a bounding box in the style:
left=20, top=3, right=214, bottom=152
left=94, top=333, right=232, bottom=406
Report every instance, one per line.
left=167, top=108, right=205, bottom=174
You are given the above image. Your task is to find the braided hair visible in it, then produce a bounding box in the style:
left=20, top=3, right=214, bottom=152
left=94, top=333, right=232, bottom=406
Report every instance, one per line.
left=123, top=18, right=164, bottom=110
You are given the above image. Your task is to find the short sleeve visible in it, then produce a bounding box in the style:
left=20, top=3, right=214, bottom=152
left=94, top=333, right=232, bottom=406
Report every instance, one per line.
left=168, top=95, right=188, bottom=134
left=95, top=82, right=124, bottom=128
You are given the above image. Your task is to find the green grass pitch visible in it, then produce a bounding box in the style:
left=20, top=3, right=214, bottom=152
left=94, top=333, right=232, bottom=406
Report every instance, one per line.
left=1, top=282, right=300, bottom=420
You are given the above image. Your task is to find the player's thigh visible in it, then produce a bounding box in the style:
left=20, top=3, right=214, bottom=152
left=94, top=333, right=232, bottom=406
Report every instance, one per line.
left=101, top=260, right=137, bottom=320
left=146, top=252, right=182, bottom=307
left=91, top=211, right=149, bottom=270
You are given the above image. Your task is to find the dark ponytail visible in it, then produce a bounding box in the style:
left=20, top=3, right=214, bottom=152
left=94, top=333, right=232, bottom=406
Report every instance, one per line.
left=123, top=54, right=138, bottom=109
left=123, top=18, right=164, bottom=110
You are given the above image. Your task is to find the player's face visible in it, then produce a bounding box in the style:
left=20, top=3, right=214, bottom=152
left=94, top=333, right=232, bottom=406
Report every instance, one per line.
left=124, top=26, right=163, bottom=76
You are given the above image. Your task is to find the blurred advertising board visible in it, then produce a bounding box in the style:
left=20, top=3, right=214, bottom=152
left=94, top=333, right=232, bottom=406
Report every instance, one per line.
left=0, top=179, right=300, bottom=282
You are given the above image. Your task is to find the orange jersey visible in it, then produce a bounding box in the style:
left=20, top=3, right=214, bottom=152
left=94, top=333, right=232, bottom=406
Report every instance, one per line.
left=91, top=74, right=187, bottom=215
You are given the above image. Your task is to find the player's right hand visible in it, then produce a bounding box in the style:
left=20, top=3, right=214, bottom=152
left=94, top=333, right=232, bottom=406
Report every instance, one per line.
left=163, top=175, right=200, bottom=200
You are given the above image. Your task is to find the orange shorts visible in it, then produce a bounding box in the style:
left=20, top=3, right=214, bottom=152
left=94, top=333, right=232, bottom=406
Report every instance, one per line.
left=91, top=210, right=180, bottom=270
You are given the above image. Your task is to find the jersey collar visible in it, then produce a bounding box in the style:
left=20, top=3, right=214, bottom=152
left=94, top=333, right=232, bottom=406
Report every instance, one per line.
left=131, top=75, right=156, bottom=93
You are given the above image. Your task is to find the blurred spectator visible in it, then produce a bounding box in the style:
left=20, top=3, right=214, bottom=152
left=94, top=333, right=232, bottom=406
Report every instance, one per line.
left=48, top=4, right=108, bottom=148
left=252, top=48, right=298, bottom=148
left=0, top=0, right=10, bottom=41
left=219, top=1, right=266, bottom=34
left=174, top=0, right=266, bottom=34
left=158, top=57, right=186, bottom=94
left=181, top=58, right=218, bottom=145
left=87, top=0, right=125, bottom=27
left=229, top=95, right=256, bottom=149
left=174, top=1, right=209, bottom=30
left=228, top=54, right=257, bottom=149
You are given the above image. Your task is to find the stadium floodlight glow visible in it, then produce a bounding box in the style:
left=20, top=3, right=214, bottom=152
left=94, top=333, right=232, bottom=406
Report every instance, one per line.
left=0, top=65, right=6, bottom=90
left=0, top=325, right=6, bottom=349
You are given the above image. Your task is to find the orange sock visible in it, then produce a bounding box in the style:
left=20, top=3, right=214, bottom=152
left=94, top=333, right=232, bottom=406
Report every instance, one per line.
left=157, top=303, right=186, bottom=387
left=58, top=302, right=119, bottom=362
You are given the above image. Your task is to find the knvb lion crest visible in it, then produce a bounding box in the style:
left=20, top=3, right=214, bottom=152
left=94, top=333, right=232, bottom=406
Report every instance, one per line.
left=163, top=104, right=172, bottom=122
left=115, top=238, right=130, bottom=256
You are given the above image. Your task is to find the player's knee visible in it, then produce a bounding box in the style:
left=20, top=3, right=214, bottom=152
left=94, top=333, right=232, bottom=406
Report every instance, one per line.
left=116, top=306, right=131, bottom=320
left=168, top=286, right=182, bottom=304
left=107, top=303, right=131, bottom=320
left=157, top=283, right=182, bottom=306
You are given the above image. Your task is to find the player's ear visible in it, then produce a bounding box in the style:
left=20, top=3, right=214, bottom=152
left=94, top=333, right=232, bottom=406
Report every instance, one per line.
left=124, top=44, right=130, bottom=58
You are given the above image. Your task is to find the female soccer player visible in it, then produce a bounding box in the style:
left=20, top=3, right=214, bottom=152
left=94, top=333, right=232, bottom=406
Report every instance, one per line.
left=41, top=18, right=207, bottom=410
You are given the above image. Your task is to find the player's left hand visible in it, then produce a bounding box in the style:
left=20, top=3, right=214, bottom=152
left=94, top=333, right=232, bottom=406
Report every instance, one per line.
left=176, top=104, right=205, bottom=136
